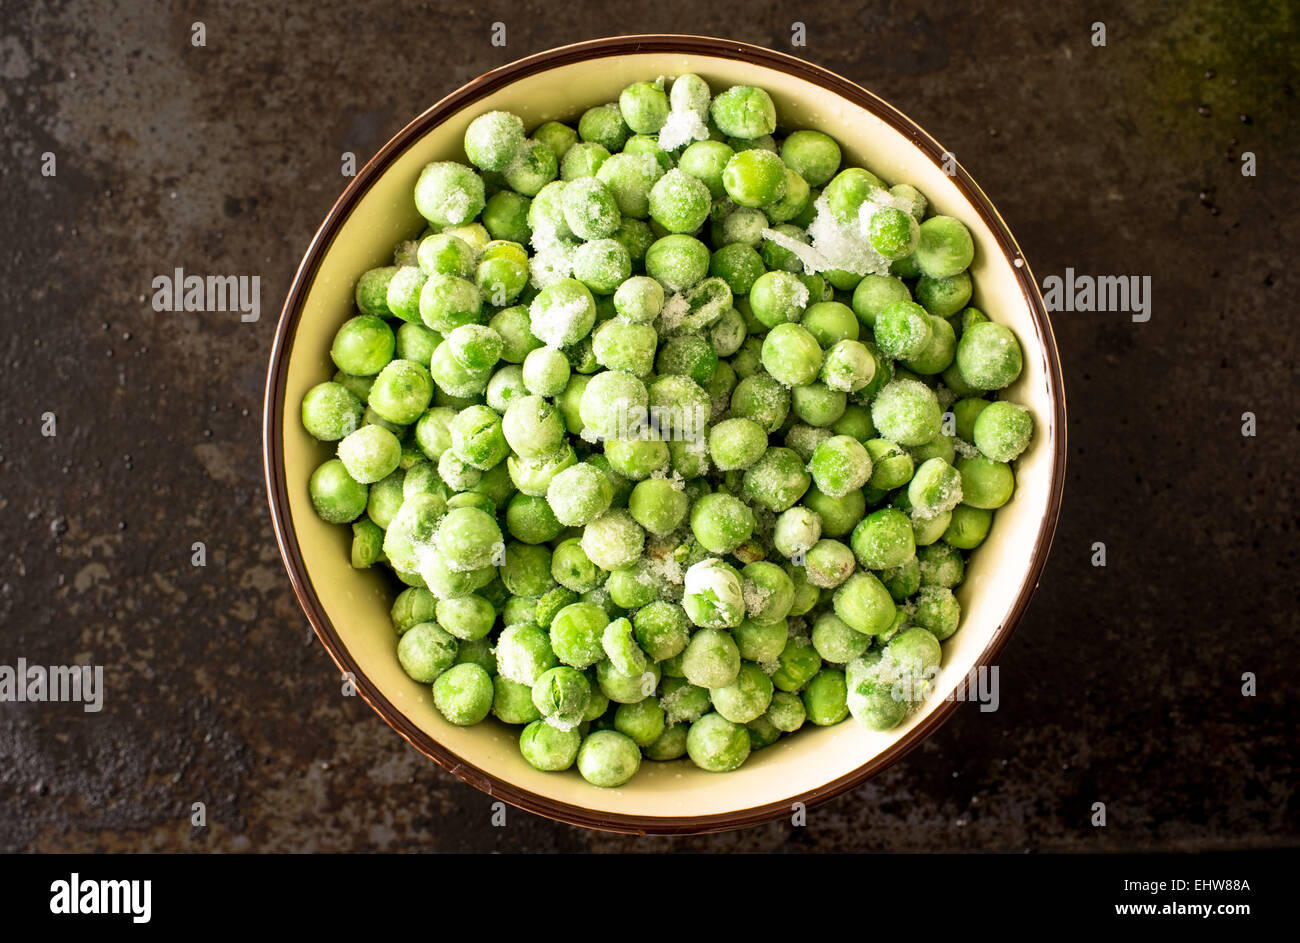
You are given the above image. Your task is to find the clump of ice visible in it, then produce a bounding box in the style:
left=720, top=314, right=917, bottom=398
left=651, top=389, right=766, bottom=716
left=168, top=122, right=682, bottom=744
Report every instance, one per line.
left=765, top=194, right=899, bottom=278
left=657, top=108, right=709, bottom=152
left=528, top=221, right=575, bottom=288
left=530, top=295, right=590, bottom=348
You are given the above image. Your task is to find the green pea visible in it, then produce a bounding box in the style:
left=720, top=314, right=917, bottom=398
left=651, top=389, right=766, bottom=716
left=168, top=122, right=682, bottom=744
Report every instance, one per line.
left=780, top=129, right=842, bottom=187
left=710, top=86, right=777, bottom=139
left=431, top=662, right=494, bottom=725
left=331, top=315, right=395, bottom=376
left=771, top=636, right=822, bottom=692
left=577, top=729, right=641, bottom=786
left=972, top=400, right=1034, bottom=461
left=722, top=148, right=788, bottom=207
left=915, top=216, right=974, bottom=278
left=943, top=504, right=993, bottom=549
left=686, top=712, right=751, bottom=772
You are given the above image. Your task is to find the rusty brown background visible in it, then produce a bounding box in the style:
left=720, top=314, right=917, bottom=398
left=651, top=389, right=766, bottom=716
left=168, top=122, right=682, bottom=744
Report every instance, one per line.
left=1, top=0, right=1296, bottom=852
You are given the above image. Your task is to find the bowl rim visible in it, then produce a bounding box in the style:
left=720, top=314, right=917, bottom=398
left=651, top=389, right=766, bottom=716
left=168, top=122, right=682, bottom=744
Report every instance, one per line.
left=262, top=33, right=1068, bottom=836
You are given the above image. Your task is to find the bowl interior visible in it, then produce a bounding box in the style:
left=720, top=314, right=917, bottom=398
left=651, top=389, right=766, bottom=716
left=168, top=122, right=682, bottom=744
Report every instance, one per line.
left=271, top=43, right=1062, bottom=829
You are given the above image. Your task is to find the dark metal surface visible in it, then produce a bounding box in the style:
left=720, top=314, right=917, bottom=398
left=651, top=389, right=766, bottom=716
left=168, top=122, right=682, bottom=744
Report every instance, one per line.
left=1, top=0, right=1295, bottom=852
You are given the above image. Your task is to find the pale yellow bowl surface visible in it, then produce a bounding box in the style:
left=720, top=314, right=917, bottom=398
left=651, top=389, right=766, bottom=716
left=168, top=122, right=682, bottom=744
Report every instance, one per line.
left=265, top=36, right=1065, bottom=833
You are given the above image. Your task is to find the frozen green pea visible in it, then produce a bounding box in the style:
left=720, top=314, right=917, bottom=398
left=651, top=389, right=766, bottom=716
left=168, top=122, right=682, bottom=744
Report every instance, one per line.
left=709, top=662, right=774, bottom=724
left=491, top=305, right=544, bottom=363
left=438, top=449, right=482, bottom=491
left=449, top=404, right=509, bottom=470
left=793, top=478, right=856, bottom=530
left=337, top=424, right=401, bottom=484
left=592, top=318, right=657, bottom=376
left=529, top=277, right=597, bottom=349
left=481, top=190, right=532, bottom=244
left=396, top=622, right=458, bottom=683
left=502, top=138, right=557, bottom=197
left=415, top=161, right=485, bottom=228
left=773, top=506, right=821, bottom=559
left=644, top=723, right=689, bottom=761
left=615, top=697, right=666, bottom=747
left=973, top=400, right=1033, bottom=462
left=508, top=445, right=577, bottom=496
left=765, top=690, right=807, bottom=732
left=765, top=168, right=811, bottom=223
left=561, top=175, right=622, bottom=240
left=435, top=593, right=495, bottom=641
left=802, top=668, right=849, bottom=725
left=331, top=315, right=395, bottom=377
left=627, top=478, right=689, bottom=536
left=914, top=585, right=961, bottom=640
left=908, top=457, right=964, bottom=520
left=916, top=271, right=972, bottom=318
left=952, top=397, right=991, bottom=443
left=915, top=216, right=974, bottom=278
left=644, top=234, right=710, bottom=292
left=520, top=720, right=581, bottom=771
left=577, top=729, right=641, bottom=786
left=881, top=555, right=921, bottom=601
left=681, top=627, right=742, bottom=689
left=533, top=121, right=578, bottom=161
left=832, top=571, right=896, bottom=636
left=712, top=205, right=768, bottom=248
left=919, top=541, right=965, bottom=587
left=708, top=417, right=768, bottom=471
left=681, top=559, right=746, bottom=630
left=732, top=618, right=788, bottom=665
left=761, top=323, right=823, bottom=388
left=648, top=168, right=712, bottom=233
left=500, top=395, right=565, bottom=459
left=613, top=275, right=664, bottom=323
left=561, top=141, right=611, bottom=181
left=548, top=601, right=608, bottom=668
left=496, top=667, right=543, bottom=727
left=904, top=315, right=957, bottom=375
left=520, top=347, right=570, bottom=398
left=804, top=539, right=857, bottom=589
left=955, top=454, right=1015, bottom=509
left=464, top=110, right=525, bottom=172
left=633, top=602, right=692, bottom=662
left=301, top=382, right=363, bottom=442
left=580, top=509, right=644, bottom=571
left=495, top=622, right=558, bottom=685
left=731, top=374, right=791, bottom=433
left=531, top=666, right=591, bottom=730
left=850, top=507, right=916, bottom=570
left=578, top=103, right=631, bottom=152
left=686, top=712, right=751, bottom=772
left=417, top=233, right=476, bottom=278
left=431, top=662, right=493, bottom=725
left=871, top=378, right=943, bottom=447
left=547, top=462, right=614, bottom=527
left=419, top=274, right=482, bottom=334
left=596, top=658, right=659, bottom=705
left=808, top=435, right=873, bottom=498
left=722, top=148, right=787, bottom=208
left=578, top=369, right=648, bottom=439
left=367, top=359, right=434, bottom=425
left=689, top=492, right=755, bottom=554
left=602, top=617, right=648, bottom=677
left=780, top=129, right=841, bottom=187
left=811, top=612, right=872, bottom=664
left=355, top=266, right=398, bottom=316
left=499, top=542, right=554, bottom=597
left=771, top=636, right=822, bottom=693
left=943, top=504, right=992, bottom=549
left=874, top=300, right=933, bottom=362
left=595, top=152, right=664, bottom=218
left=851, top=274, right=911, bottom=327
left=678, top=140, right=735, bottom=197
left=790, top=382, right=846, bottom=427
left=710, top=85, right=776, bottom=139
left=823, top=167, right=886, bottom=222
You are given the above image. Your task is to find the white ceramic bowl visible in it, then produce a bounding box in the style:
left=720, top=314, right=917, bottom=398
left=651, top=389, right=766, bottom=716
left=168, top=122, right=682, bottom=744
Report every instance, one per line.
left=264, top=35, right=1067, bottom=834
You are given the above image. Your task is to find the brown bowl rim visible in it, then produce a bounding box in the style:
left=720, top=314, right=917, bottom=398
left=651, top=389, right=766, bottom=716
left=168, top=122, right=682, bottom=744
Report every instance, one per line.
left=262, top=33, right=1068, bottom=836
